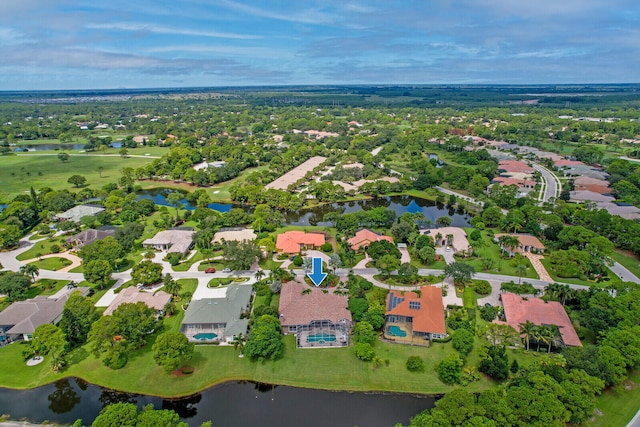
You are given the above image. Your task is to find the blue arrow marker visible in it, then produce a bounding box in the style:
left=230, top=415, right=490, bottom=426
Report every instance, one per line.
left=307, top=257, right=327, bottom=287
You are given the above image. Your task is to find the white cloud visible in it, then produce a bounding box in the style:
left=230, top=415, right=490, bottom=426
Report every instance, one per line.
left=85, top=22, right=261, bottom=40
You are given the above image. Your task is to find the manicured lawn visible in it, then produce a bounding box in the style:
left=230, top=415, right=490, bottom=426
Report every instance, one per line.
left=0, top=328, right=495, bottom=398
left=0, top=154, right=156, bottom=199
left=28, top=257, right=71, bottom=271
left=258, top=258, right=283, bottom=270
left=591, top=369, right=640, bottom=427
left=609, top=250, right=640, bottom=280
left=462, top=287, right=477, bottom=308
left=16, top=237, right=69, bottom=261
left=172, top=250, right=204, bottom=272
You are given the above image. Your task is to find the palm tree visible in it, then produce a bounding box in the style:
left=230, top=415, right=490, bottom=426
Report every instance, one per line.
left=254, top=269, right=265, bottom=281
left=163, top=274, right=182, bottom=298
left=446, top=234, right=454, bottom=247
left=537, top=325, right=558, bottom=353
left=519, top=320, right=536, bottom=351
left=515, top=263, right=527, bottom=284
left=20, top=264, right=39, bottom=283
left=231, top=333, right=246, bottom=357
left=498, top=235, right=520, bottom=257
left=435, top=232, right=443, bottom=246
left=97, top=166, right=104, bottom=178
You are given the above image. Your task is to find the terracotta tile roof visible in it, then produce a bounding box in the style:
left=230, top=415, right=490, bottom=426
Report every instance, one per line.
left=278, top=281, right=352, bottom=325
left=495, top=234, right=545, bottom=250
left=498, top=160, right=534, bottom=174
left=276, top=231, right=325, bottom=254
left=554, top=159, right=585, bottom=167
left=492, top=177, right=536, bottom=188
left=348, top=229, right=394, bottom=250
left=385, top=286, right=446, bottom=335
left=500, top=293, right=582, bottom=347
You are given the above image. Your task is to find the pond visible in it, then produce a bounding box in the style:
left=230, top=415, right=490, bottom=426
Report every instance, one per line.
left=138, top=189, right=470, bottom=227
left=13, top=142, right=122, bottom=151
left=0, top=378, right=435, bottom=427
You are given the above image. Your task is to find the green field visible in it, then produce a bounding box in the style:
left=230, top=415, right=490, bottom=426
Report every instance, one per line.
left=0, top=333, right=495, bottom=398
left=28, top=257, right=72, bottom=271
left=0, top=154, right=156, bottom=199
left=590, top=370, right=640, bottom=427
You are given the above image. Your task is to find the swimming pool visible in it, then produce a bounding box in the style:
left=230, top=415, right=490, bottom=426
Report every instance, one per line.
left=194, top=333, right=218, bottom=340
left=388, top=325, right=407, bottom=337
left=307, top=333, right=337, bottom=343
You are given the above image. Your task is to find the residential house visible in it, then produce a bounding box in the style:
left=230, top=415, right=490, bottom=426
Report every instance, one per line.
left=180, top=285, right=251, bottom=343
left=494, top=234, right=545, bottom=255
left=498, top=293, right=582, bottom=347
left=103, top=287, right=172, bottom=317
left=55, top=204, right=105, bottom=223
left=212, top=228, right=257, bottom=244
left=65, top=227, right=115, bottom=248
left=275, top=231, right=325, bottom=255
left=0, top=288, right=90, bottom=342
left=278, top=281, right=352, bottom=348
left=384, top=286, right=447, bottom=345
left=143, top=228, right=194, bottom=256
left=348, top=229, right=394, bottom=251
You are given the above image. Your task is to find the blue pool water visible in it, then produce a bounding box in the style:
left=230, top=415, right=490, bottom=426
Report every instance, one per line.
left=388, top=326, right=407, bottom=337
left=194, top=333, right=218, bottom=340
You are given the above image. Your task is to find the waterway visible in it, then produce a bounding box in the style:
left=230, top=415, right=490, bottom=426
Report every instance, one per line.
left=138, top=189, right=470, bottom=227
left=0, top=379, right=434, bottom=427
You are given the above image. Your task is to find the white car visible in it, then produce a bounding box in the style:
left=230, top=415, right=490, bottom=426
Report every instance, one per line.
left=222, top=268, right=232, bottom=273
left=445, top=246, right=451, bottom=252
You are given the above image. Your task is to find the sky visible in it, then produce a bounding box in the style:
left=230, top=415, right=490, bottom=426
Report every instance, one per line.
left=0, top=0, right=639, bottom=90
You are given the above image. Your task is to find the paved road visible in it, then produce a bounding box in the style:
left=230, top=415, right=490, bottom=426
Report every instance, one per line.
left=531, top=162, right=561, bottom=203
left=610, top=261, right=640, bottom=284
left=627, top=409, right=640, bottom=427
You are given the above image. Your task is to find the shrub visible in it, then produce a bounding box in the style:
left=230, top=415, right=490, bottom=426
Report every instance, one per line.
left=473, top=280, right=492, bottom=295
left=321, top=242, right=333, bottom=252
left=480, top=305, right=499, bottom=321
left=293, top=256, right=303, bottom=266
left=50, top=244, right=61, bottom=254
left=436, top=354, right=463, bottom=385
left=500, top=281, right=537, bottom=295
left=354, top=342, right=375, bottom=361
left=406, top=356, right=425, bottom=372
left=452, top=328, right=475, bottom=356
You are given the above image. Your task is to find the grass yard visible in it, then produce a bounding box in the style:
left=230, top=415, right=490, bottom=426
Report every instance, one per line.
left=172, top=250, right=204, bottom=272
left=258, top=258, right=283, bottom=270
left=0, top=154, right=156, bottom=199
left=28, top=257, right=72, bottom=271
left=16, top=237, right=69, bottom=261
left=590, top=370, right=640, bottom=427
left=0, top=333, right=492, bottom=397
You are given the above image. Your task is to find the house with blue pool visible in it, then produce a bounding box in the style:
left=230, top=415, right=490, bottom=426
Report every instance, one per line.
left=180, top=284, right=252, bottom=344
left=278, top=281, right=352, bottom=348
left=384, top=286, right=447, bottom=346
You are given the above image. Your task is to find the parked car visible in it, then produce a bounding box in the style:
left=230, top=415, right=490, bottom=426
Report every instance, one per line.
left=445, top=246, right=451, bottom=252
left=205, top=267, right=216, bottom=273
left=222, top=268, right=232, bottom=273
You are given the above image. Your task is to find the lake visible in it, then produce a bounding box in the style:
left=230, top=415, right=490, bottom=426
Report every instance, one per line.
left=0, top=379, right=434, bottom=427
left=138, top=189, right=470, bottom=227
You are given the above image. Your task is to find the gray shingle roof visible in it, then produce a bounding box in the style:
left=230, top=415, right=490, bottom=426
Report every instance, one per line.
left=181, top=284, right=251, bottom=326
left=0, top=288, right=90, bottom=336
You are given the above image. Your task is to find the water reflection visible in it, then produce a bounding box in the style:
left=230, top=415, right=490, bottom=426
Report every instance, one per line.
left=48, top=379, right=80, bottom=414
left=0, top=379, right=434, bottom=427
left=162, top=393, right=201, bottom=418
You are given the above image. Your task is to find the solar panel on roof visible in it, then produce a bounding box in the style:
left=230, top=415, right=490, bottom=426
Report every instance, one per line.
left=409, top=301, right=421, bottom=310
left=388, top=293, right=405, bottom=311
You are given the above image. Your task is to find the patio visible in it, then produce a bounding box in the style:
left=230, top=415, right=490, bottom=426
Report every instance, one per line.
left=383, top=322, right=431, bottom=347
